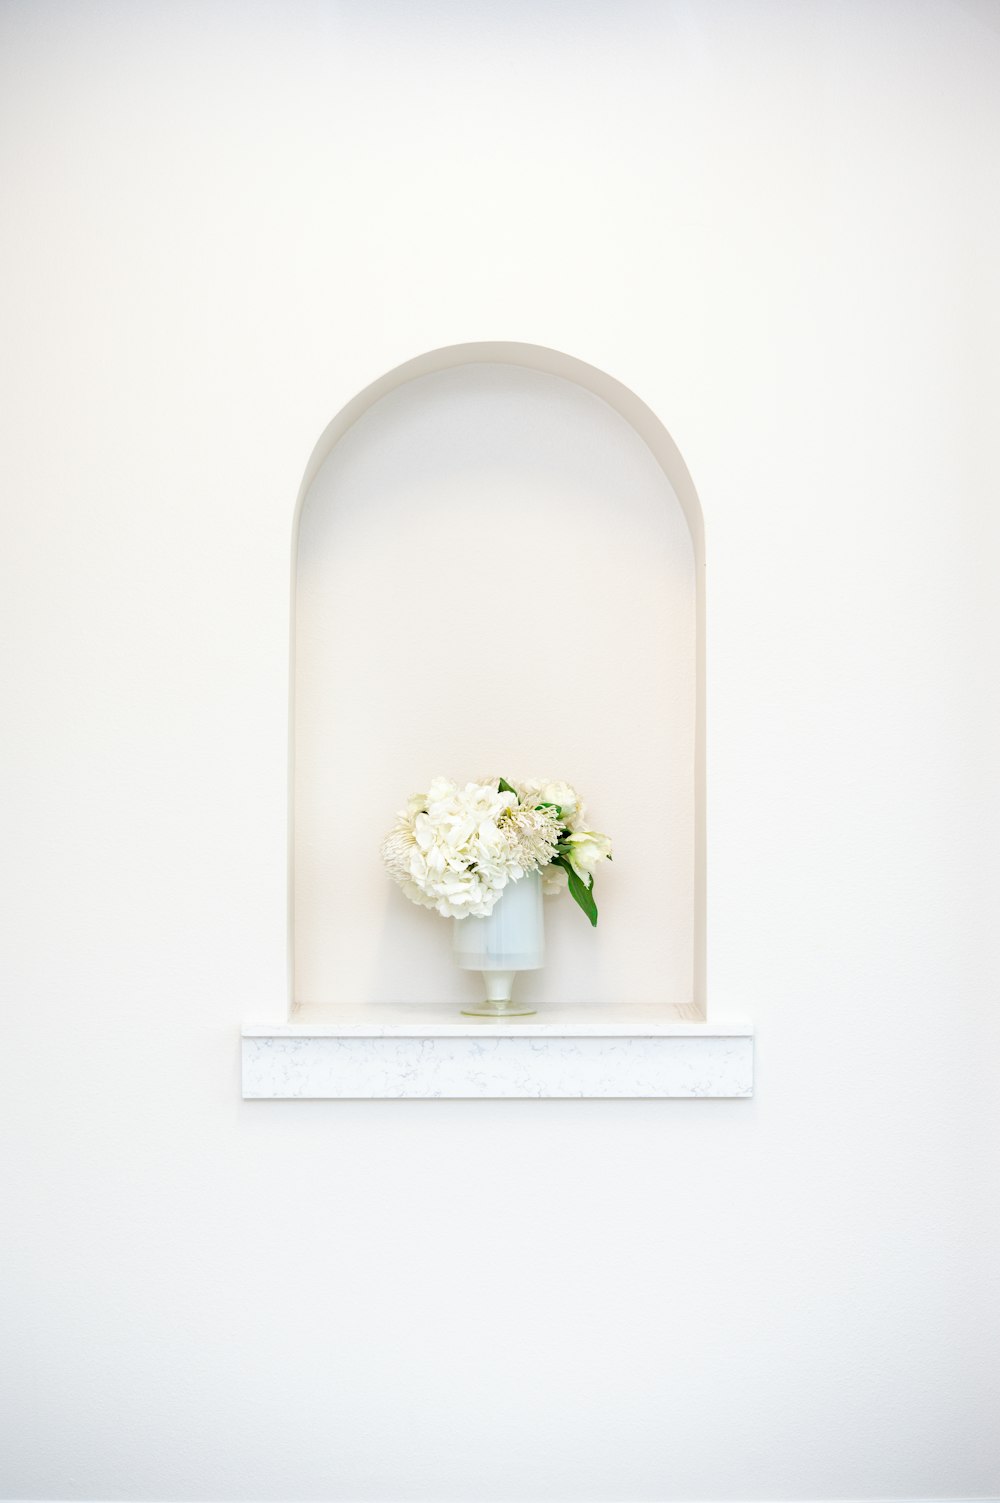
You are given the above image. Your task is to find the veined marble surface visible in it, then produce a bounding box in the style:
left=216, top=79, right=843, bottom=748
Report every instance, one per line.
left=241, top=1006, right=753, bottom=1098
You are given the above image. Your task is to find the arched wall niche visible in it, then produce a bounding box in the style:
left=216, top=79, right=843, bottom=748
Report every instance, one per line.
left=290, top=342, right=706, bottom=1020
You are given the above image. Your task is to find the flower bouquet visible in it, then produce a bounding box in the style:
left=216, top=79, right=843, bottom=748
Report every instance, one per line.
left=381, top=776, right=611, bottom=1015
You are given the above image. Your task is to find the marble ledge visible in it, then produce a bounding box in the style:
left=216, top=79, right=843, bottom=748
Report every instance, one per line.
left=241, top=1004, right=754, bottom=1099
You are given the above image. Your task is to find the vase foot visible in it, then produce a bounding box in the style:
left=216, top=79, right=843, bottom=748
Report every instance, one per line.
left=459, top=967, right=537, bottom=1017
left=460, top=1001, right=537, bottom=1018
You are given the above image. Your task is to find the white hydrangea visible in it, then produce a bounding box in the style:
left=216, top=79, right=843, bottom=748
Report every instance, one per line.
left=381, top=777, right=525, bottom=920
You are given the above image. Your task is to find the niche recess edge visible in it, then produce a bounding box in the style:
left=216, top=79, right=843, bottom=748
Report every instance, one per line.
left=242, top=342, right=753, bottom=1100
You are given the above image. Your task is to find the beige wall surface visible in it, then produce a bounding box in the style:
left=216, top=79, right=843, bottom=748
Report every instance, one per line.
left=294, top=360, right=696, bottom=1011
left=1, top=3, right=998, bottom=1500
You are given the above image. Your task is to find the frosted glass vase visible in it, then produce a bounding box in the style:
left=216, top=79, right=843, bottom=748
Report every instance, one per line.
left=453, top=870, right=544, bottom=1017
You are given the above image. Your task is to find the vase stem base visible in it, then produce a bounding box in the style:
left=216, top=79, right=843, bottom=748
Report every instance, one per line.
left=459, top=968, right=537, bottom=1018
left=460, top=1001, right=537, bottom=1018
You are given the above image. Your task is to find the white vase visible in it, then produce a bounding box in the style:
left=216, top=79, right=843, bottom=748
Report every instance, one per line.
left=453, top=870, right=544, bottom=1016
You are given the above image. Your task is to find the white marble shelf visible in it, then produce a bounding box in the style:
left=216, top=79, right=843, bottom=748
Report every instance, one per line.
left=242, top=1004, right=754, bottom=1099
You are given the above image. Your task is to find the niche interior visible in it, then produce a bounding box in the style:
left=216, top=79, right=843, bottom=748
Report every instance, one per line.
left=290, top=343, right=705, bottom=1021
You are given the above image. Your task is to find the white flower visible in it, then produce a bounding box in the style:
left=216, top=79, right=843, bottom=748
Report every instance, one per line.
left=383, top=777, right=612, bottom=924
left=538, top=780, right=580, bottom=814
left=517, top=778, right=575, bottom=812
left=517, top=778, right=588, bottom=830
left=563, top=830, right=613, bottom=880
left=381, top=778, right=527, bottom=920
left=503, top=802, right=561, bottom=872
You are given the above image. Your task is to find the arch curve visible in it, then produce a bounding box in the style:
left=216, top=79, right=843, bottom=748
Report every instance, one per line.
left=293, top=342, right=704, bottom=566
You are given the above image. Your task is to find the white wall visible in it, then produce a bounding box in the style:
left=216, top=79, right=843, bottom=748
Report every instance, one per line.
left=1, top=2, right=998, bottom=1500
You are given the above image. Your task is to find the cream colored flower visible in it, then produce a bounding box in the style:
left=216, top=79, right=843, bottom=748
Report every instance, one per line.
left=563, top=830, right=613, bottom=880
left=502, top=802, right=561, bottom=873
left=520, top=780, right=590, bottom=834
left=518, top=778, right=580, bottom=816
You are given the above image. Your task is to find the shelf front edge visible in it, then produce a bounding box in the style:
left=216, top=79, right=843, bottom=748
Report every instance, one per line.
left=241, top=1009, right=754, bottom=1099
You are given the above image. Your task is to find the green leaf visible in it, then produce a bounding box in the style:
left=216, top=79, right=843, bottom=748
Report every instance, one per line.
left=497, top=777, right=517, bottom=795
left=552, top=855, right=598, bottom=927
